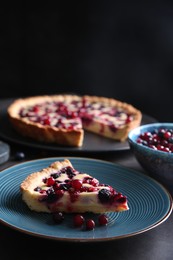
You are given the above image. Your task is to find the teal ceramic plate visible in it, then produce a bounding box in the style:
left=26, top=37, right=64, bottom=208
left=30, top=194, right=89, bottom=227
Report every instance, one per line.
left=0, top=157, right=172, bottom=242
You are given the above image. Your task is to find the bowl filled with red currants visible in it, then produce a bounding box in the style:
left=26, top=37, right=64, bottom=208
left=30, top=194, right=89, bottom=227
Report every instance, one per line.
left=128, top=123, right=173, bottom=193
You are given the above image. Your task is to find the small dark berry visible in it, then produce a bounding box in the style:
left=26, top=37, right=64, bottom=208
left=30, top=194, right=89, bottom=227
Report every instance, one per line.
left=15, top=152, right=25, bottom=161
left=98, top=189, right=111, bottom=203
left=66, top=167, right=75, bottom=178
left=46, top=189, right=57, bottom=203
left=168, top=137, right=173, bottom=144
left=52, top=212, right=65, bottom=224
left=51, top=172, right=60, bottom=179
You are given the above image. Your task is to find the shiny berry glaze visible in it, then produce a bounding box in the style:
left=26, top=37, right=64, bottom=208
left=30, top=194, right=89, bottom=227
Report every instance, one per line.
left=136, top=128, right=173, bottom=153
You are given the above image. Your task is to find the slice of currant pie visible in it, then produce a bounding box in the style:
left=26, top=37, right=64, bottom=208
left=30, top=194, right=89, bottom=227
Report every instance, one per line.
left=20, top=159, right=129, bottom=214
left=8, top=94, right=142, bottom=147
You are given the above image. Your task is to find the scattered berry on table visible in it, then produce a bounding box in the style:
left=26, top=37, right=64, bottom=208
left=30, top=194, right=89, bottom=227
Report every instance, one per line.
left=15, top=152, right=25, bottom=160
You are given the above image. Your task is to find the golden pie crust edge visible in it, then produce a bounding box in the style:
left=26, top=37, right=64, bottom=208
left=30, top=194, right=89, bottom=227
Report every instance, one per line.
left=7, top=94, right=142, bottom=146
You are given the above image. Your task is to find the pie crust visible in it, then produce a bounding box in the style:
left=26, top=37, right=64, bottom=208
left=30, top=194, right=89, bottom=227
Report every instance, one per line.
left=8, top=94, right=142, bottom=147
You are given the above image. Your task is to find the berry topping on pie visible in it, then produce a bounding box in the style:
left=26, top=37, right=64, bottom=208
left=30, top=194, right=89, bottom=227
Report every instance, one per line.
left=20, top=159, right=129, bottom=214
left=8, top=94, right=142, bottom=146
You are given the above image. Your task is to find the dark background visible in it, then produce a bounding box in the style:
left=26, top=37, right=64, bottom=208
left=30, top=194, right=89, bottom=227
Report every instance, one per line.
left=1, top=2, right=173, bottom=121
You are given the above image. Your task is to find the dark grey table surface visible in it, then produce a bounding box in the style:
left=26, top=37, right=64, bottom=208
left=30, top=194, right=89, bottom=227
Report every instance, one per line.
left=0, top=99, right=173, bottom=260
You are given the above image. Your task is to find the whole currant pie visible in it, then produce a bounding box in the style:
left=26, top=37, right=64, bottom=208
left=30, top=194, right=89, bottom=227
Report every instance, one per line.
left=20, top=159, right=129, bottom=214
left=8, top=94, right=142, bottom=147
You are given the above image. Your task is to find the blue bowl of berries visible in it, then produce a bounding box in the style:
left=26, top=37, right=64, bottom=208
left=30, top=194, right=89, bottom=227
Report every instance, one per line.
left=128, top=123, right=173, bottom=193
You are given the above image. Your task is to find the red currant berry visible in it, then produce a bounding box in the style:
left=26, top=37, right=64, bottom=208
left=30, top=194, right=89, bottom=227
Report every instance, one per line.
left=98, top=214, right=108, bottom=226
left=55, top=189, right=64, bottom=199
left=46, top=177, right=55, bottom=186
left=164, top=131, right=171, bottom=139
left=86, top=219, right=95, bottom=230
left=73, top=214, right=85, bottom=227
left=71, top=179, right=82, bottom=190
left=43, top=118, right=51, bottom=125
left=90, top=178, right=99, bottom=186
